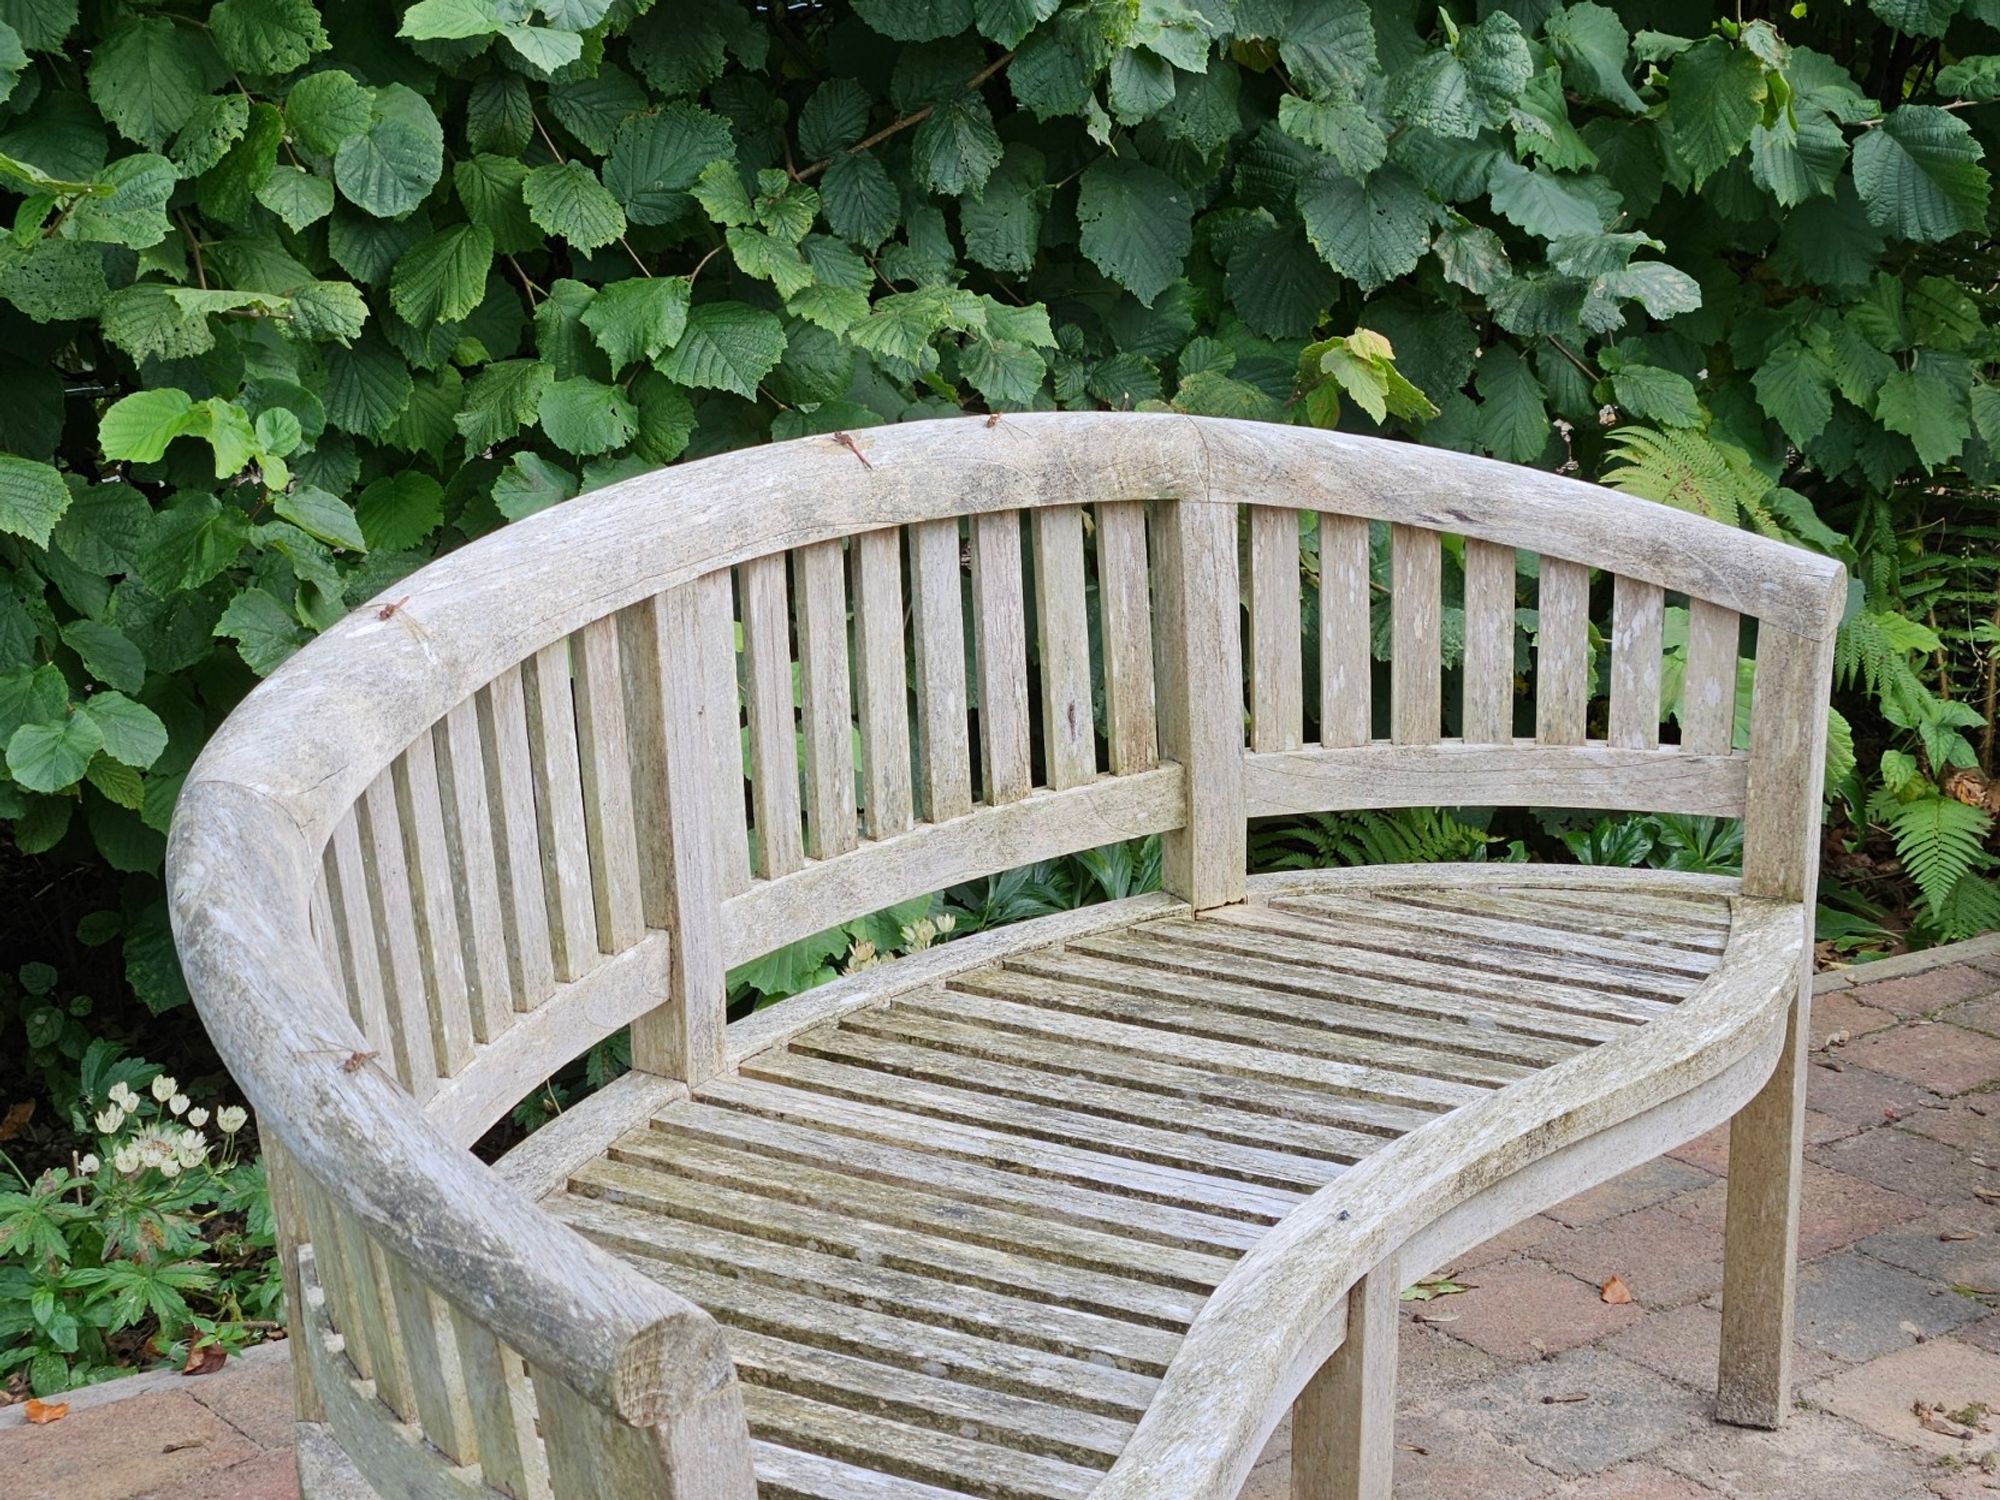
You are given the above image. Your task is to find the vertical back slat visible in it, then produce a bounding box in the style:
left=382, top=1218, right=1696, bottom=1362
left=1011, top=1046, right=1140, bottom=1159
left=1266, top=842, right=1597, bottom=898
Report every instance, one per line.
left=1535, top=557, right=1592, bottom=746
left=434, top=701, right=513, bottom=1040
left=393, top=734, right=473, bottom=1081
left=358, top=771, right=440, bottom=1099
left=909, top=517, right=973, bottom=822
left=383, top=1258, right=477, bottom=1463
left=309, top=879, right=345, bottom=1014
left=477, top=669, right=557, bottom=1010
left=1318, top=513, right=1372, bottom=749
left=337, top=1222, right=415, bottom=1420
left=971, top=510, right=1032, bottom=804
left=1461, top=538, right=1516, bottom=745
left=1683, top=598, right=1742, bottom=754
left=1095, top=500, right=1158, bottom=773
left=697, top=570, right=752, bottom=897
left=1248, top=506, right=1304, bottom=753
left=851, top=526, right=914, bottom=835
left=794, top=540, right=860, bottom=858
left=1609, top=576, right=1666, bottom=750
left=572, top=617, right=646, bottom=955
left=740, top=553, right=804, bottom=879
left=622, top=585, right=727, bottom=1085
left=323, top=819, right=390, bottom=1051
left=450, top=1311, right=552, bottom=1500
left=521, top=643, right=597, bottom=982
left=1390, top=524, right=1441, bottom=746
left=1155, top=499, right=1246, bottom=909
left=1032, top=505, right=1095, bottom=790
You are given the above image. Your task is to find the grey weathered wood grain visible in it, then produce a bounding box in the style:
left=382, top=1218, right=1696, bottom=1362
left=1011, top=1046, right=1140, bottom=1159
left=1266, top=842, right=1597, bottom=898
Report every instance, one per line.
left=1248, top=505, right=1304, bottom=753
left=168, top=414, right=1840, bottom=1500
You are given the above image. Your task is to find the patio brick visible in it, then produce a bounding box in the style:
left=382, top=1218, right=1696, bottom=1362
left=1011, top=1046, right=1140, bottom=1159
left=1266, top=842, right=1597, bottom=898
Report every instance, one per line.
left=1655, top=1409, right=1933, bottom=1498
left=1668, top=1160, right=1928, bottom=1260
left=1848, top=966, right=2000, bottom=1020
left=1812, top=988, right=1900, bottom=1049
left=1806, top=1336, right=2000, bottom=1461
left=1427, top=1259, right=1645, bottom=1363
left=0, top=1389, right=260, bottom=1500
left=1529, top=1205, right=1727, bottom=1311
left=1846, top=1024, right=2000, bottom=1097
left=1449, top=1347, right=1708, bottom=1477
left=1796, top=1250, right=1991, bottom=1362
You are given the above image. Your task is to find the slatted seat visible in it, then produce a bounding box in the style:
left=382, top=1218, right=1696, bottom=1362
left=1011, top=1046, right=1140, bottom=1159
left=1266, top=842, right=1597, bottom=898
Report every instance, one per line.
left=168, top=413, right=1842, bottom=1500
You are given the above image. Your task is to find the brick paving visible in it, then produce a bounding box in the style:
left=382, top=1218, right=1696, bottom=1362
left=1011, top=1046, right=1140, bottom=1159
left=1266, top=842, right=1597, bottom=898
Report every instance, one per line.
left=3, top=936, right=1998, bottom=1499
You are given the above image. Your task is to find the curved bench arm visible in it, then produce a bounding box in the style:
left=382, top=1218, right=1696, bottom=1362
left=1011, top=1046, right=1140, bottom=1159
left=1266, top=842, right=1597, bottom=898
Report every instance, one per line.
left=168, top=777, right=740, bottom=1432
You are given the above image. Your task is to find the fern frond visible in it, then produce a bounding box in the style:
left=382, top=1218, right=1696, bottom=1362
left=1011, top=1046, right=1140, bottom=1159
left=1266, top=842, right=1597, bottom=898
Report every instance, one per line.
left=1882, top=795, right=1993, bottom=919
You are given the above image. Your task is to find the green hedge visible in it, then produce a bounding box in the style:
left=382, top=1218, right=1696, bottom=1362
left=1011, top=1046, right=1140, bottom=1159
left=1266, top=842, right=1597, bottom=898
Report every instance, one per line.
left=2, top=0, right=1998, bottom=1040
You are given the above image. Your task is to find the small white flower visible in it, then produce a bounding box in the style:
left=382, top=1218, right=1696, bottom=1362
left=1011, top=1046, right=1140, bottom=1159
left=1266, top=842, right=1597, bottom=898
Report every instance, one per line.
left=109, top=1082, right=140, bottom=1111
left=77, top=1153, right=99, bottom=1175
left=216, top=1106, right=247, bottom=1134
left=95, top=1105, right=125, bottom=1135
left=169, top=1093, right=189, bottom=1117
left=150, top=1074, right=178, bottom=1103
left=186, top=1108, right=209, bottom=1128
left=112, top=1145, right=140, bottom=1175
left=933, top=913, right=956, bottom=935
left=159, top=1157, right=181, bottom=1178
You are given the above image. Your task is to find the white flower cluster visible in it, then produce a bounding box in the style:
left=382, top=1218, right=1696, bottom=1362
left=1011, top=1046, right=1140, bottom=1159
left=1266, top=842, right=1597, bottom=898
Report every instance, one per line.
left=82, top=1076, right=251, bottom=1182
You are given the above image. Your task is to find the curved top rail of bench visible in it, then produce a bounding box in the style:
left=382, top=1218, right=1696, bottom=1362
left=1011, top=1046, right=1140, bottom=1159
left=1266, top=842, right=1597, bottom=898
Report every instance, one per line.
left=181, top=412, right=1845, bottom=857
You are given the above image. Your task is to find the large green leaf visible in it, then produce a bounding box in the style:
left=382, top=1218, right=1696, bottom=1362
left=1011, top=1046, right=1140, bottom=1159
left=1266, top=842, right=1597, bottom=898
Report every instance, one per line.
left=538, top=376, right=639, bottom=456
left=1853, top=106, right=1992, bottom=243
left=1298, top=168, right=1431, bottom=292
left=1664, top=38, right=1765, bottom=185
left=335, top=84, right=445, bottom=218
left=1076, top=158, right=1193, bottom=306
left=0, top=456, right=68, bottom=546
left=86, top=18, right=209, bottom=150
left=523, top=160, right=626, bottom=251
left=653, top=301, right=785, bottom=399
left=579, top=276, right=690, bottom=370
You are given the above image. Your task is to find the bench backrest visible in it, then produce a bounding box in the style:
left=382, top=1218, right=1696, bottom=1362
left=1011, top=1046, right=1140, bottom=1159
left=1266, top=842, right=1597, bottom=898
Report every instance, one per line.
left=166, top=411, right=1844, bottom=1495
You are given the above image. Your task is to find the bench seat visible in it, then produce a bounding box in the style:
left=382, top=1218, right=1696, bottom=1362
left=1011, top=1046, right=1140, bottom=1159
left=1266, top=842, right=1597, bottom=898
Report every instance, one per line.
left=500, top=866, right=1799, bottom=1500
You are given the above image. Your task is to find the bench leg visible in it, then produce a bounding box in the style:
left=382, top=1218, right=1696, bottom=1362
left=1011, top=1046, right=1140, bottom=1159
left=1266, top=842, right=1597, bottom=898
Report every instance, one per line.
left=1292, top=1262, right=1398, bottom=1500
left=1716, top=968, right=1810, bottom=1428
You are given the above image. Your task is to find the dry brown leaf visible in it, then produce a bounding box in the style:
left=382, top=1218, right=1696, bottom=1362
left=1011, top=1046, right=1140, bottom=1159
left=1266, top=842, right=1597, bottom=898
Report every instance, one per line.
left=0, top=1100, right=33, bottom=1142
left=1600, top=1274, right=1634, bottom=1306
left=181, top=1343, right=227, bottom=1377
left=23, top=1398, right=67, bottom=1425
left=1941, top=1230, right=1980, bottom=1243
left=1973, top=1186, right=2000, bottom=1205
left=1541, top=1391, right=1590, bottom=1404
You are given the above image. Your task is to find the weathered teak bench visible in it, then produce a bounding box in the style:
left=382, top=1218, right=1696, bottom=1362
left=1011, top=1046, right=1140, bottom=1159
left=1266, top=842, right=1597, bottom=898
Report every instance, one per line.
left=167, top=413, right=1843, bottom=1500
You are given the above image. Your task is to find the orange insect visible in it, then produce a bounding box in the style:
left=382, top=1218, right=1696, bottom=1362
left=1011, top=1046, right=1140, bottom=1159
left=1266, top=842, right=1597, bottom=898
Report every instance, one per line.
left=376, top=596, right=411, bottom=621
left=832, top=431, right=872, bottom=468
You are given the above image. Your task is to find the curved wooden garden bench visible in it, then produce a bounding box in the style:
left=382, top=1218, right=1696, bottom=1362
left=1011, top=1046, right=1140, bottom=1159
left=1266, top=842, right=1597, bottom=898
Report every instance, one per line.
left=167, top=413, right=1843, bottom=1500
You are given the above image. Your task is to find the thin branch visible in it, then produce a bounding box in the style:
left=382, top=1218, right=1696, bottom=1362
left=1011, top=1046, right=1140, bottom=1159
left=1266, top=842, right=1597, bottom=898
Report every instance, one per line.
left=797, top=51, right=1015, bottom=182
left=177, top=211, right=208, bottom=290
left=505, top=252, right=543, bottom=307
left=1544, top=335, right=1600, bottom=385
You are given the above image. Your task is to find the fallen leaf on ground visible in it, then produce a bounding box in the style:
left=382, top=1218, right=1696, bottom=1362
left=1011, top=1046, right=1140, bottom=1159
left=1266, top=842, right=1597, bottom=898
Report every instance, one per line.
left=1914, top=1401, right=1976, bottom=1440
left=0, top=1100, right=32, bottom=1140
left=1973, top=1186, right=2000, bottom=1204
left=1401, top=1274, right=1474, bottom=1303
left=1600, top=1274, right=1634, bottom=1305
left=1941, top=1230, right=1980, bottom=1242
left=23, top=1398, right=67, bottom=1424
left=1410, top=1309, right=1459, bottom=1325
left=181, top=1343, right=227, bottom=1377
left=1542, top=1391, right=1590, bottom=1404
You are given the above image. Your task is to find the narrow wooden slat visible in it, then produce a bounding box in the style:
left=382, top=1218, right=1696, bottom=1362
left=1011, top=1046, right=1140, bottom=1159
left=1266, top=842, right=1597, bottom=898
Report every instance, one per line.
left=851, top=527, right=915, bottom=837
left=1535, top=556, right=1591, bottom=746
left=521, top=642, right=597, bottom=982
left=909, top=518, right=973, bottom=821
left=337, top=1221, right=416, bottom=1421
left=798, top=1014, right=1384, bottom=1165
left=1682, top=597, right=1741, bottom=754
left=649, top=1102, right=1265, bottom=1253
left=309, top=878, right=345, bottom=1016
left=612, top=1128, right=1237, bottom=1287
left=1460, top=538, right=1516, bottom=744
left=382, top=1256, right=477, bottom=1463
left=745, top=1045, right=1339, bottom=1192
left=434, top=701, right=513, bottom=1040
left=1154, top=499, right=1244, bottom=908
left=971, top=510, right=1032, bottom=804
left=551, top=1189, right=1178, bottom=1374
left=1609, top=576, right=1665, bottom=750
left=699, top=569, right=753, bottom=897
left=535, top=1366, right=755, bottom=1500
left=700, top=1074, right=1299, bottom=1223
left=750, top=1442, right=976, bottom=1500
left=795, top=540, right=860, bottom=858
left=742, top=552, right=805, bottom=879
left=448, top=1307, right=550, bottom=1500
left=325, top=814, right=391, bottom=1051
left=571, top=616, right=646, bottom=954
left=1248, top=506, right=1304, bottom=752
left=1319, top=514, right=1372, bottom=749
left=1094, top=501, right=1157, bottom=774
left=1389, top=524, right=1440, bottom=745
left=569, top=1152, right=1205, bottom=1327
left=476, top=668, right=557, bottom=1009
left=740, top=1385, right=1102, bottom=1500
left=392, top=732, right=473, bottom=1080
left=624, top=584, right=728, bottom=1087
left=1032, top=505, right=1096, bottom=790
left=297, top=1184, right=373, bottom=1384
left=358, top=770, right=440, bottom=1098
